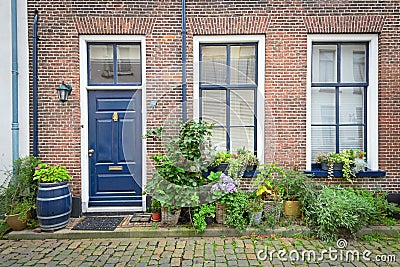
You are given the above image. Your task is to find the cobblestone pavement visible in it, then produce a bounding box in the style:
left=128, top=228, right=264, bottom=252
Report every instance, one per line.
left=0, top=236, right=399, bottom=266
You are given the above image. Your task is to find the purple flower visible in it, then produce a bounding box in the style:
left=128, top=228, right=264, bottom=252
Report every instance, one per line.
left=211, top=173, right=239, bottom=196
left=211, top=184, right=218, bottom=191
left=226, top=184, right=236, bottom=193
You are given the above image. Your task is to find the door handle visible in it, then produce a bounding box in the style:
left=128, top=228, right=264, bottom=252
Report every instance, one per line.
left=88, top=149, right=94, bottom=157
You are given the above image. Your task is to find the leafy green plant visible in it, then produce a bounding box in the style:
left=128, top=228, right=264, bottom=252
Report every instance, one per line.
left=237, top=148, right=260, bottom=168
left=151, top=154, right=186, bottom=184
left=253, top=164, right=284, bottom=201
left=246, top=197, right=263, bottom=213
left=206, top=171, right=223, bottom=183
left=278, top=170, right=315, bottom=201
left=309, top=186, right=376, bottom=241
left=143, top=126, right=163, bottom=140
left=0, top=156, right=41, bottom=222
left=145, top=172, right=199, bottom=210
left=151, top=198, right=161, bottom=212
left=192, top=203, right=216, bottom=233
left=315, top=149, right=367, bottom=183
left=353, top=189, right=400, bottom=225
left=225, top=192, right=250, bottom=232
left=227, top=157, right=245, bottom=180
left=178, top=120, right=213, bottom=161
left=210, top=151, right=232, bottom=167
left=33, top=163, right=72, bottom=183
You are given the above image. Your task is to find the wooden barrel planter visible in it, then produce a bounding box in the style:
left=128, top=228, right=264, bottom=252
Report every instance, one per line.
left=36, top=181, right=72, bottom=231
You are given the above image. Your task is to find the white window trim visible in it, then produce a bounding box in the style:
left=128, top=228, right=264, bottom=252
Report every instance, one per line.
left=193, top=35, right=265, bottom=162
left=306, top=34, right=378, bottom=171
left=79, top=35, right=147, bottom=213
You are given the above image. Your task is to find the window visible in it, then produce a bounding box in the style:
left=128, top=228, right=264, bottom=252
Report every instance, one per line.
left=307, top=34, right=378, bottom=170
left=199, top=43, right=257, bottom=152
left=88, top=43, right=141, bottom=85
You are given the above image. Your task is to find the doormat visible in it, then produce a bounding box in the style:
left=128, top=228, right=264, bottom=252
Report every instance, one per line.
left=129, top=213, right=151, bottom=223
left=72, top=216, right=124, bottom=231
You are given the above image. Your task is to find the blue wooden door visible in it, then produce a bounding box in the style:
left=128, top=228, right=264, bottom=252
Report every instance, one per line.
left=88, top=90, right=142, bottom=206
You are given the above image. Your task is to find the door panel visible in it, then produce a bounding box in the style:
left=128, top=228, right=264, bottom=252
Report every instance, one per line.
left=88, top=90, right=142, bottom=206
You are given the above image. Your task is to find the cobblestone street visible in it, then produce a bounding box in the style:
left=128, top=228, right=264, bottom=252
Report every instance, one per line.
left=0, top=236, right=399, bottom=266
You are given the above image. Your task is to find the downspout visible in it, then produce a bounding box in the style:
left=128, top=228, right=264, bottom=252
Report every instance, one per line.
left=33, top=10, right=39, bottom=157
left=11, top=0, right=19, bottom=163
left=181, top=0, right=187, bottom=122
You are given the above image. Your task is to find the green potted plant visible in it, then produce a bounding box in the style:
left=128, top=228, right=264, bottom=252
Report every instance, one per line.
left=33, top=163, right=72, bottom=231
left=192, top=203, right=216, bottom=233
left=145, top=120, right=216, bottom=226
left=315, top=149, right=367, bottom=183
left=210, top=173, right=239, bottom=224
left=0, top=156, right=40, bottom=231
left=246, top=197, right=263, bottom=225
left=227, top=156, right=246, bottom=180
left=151, top=198, right=161, bottom=222
left=278, top=170, right=313, bottom=219
left=253, top=164, right=284, bottom=223
left=210, top=151, right=232, bottom=172
left=237, top=148, right=260, bottom=171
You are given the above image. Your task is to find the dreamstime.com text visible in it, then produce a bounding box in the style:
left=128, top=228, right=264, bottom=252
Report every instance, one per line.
left=256, top=239, right=396, bottom=263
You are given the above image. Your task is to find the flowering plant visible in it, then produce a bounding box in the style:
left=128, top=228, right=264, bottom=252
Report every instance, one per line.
left=211, top=173, right=239, bottom=203
left=33, top=163, right=72, bottom=183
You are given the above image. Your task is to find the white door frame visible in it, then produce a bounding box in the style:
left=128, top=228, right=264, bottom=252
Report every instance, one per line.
left=79, top=35, right=147, bottom=213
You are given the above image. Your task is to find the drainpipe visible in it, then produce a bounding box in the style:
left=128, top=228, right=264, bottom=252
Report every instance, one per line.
left=181, top=0, right=187, bottom=122
left=11, top=0, right=19, bottom=163
left=33, top=10, right=39, bottom=157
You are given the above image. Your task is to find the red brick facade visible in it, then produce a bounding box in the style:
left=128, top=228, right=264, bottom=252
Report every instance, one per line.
left=27, top=0, right=400, bottom=196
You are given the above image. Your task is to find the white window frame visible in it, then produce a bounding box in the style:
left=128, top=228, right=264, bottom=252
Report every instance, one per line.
left=79, top=35, right=147, bottom=213
left=306, top=34, right=379, bottom=171
left=193, top=35, right=265, bottom=162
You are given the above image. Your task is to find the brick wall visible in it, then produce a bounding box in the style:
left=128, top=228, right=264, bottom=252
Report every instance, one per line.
left=27, top=0, right=400, bottom=195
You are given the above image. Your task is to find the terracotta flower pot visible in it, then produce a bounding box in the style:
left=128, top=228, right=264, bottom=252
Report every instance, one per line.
left=6, top=213, right=28, bottom=231
left=151, top=211, right=161, bottom=222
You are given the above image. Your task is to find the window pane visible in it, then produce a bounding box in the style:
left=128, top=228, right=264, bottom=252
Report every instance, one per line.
left=230, top=46, right=256, bottom=85
left=311, top=126, right=336, bottom=161
left=201, top=46, right=227, bottom=85
left=312, top=45, right=337, bottom=83
left=202, top=90, right=226, bottom=126
left=311, top=87, right=335, bottom=124
left=89, top=45, right=114, bottom=84
left=339, top=87, right=364, bottom=124
left=339, top=126, right=364, bottom=151
left=116, top=44, right=141, bottom=84
left=230, top=127, right=254, bottom=151
left=230, top=90, right=254, bottom=126
left=341, top=44, right=366, bottom=83
left=211, top=127, right=227, bottom=151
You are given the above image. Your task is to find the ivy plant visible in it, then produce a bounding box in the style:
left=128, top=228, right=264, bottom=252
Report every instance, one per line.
left=192, top=203, right=216, bottom=233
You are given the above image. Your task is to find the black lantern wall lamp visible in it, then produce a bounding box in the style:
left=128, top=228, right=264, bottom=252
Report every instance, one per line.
left=57, top=81, right=72, bottom=102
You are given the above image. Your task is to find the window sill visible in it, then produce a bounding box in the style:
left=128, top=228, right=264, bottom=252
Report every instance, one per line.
left=305, top=164, right=386, bottom=178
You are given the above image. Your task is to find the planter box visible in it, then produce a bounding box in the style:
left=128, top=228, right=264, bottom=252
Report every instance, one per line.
left=320, top=162, right=344, bottom=171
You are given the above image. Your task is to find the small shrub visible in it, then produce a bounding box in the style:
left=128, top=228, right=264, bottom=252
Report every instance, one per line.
left=309, top=186, right=375, bottom=241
